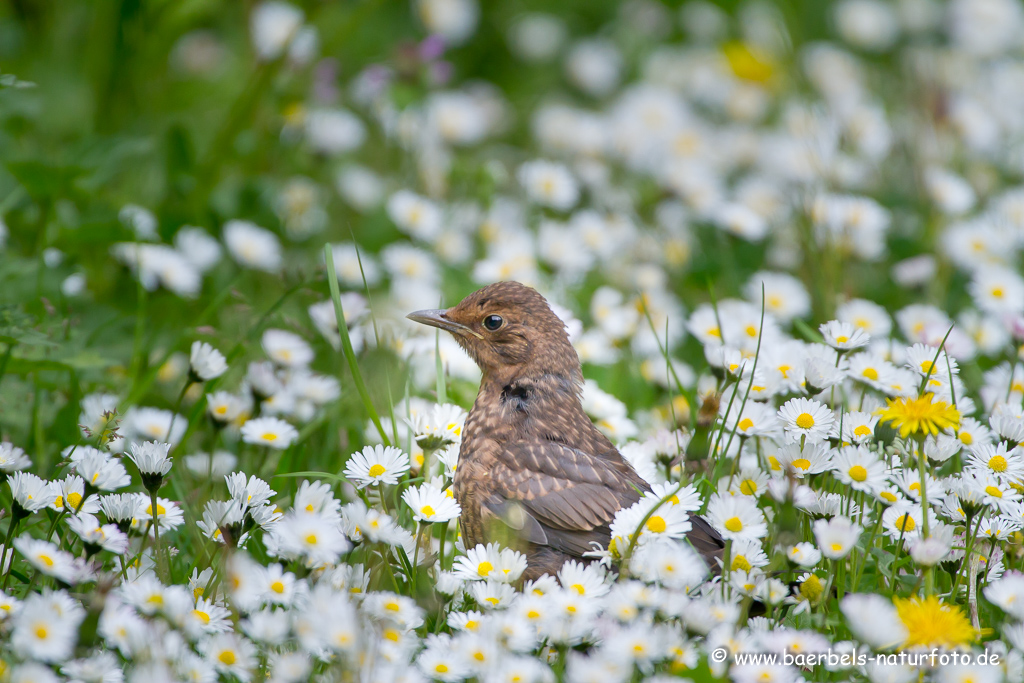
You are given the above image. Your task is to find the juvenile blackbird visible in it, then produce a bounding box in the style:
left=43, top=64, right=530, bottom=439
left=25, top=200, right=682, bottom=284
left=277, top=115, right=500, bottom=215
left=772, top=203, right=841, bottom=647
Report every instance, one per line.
left=408, top=281, right=724, bottom=581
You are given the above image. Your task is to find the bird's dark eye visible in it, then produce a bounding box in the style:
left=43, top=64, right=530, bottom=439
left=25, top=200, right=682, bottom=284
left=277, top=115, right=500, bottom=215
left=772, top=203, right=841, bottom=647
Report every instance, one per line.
left=482, top=314, right=504, bottom=331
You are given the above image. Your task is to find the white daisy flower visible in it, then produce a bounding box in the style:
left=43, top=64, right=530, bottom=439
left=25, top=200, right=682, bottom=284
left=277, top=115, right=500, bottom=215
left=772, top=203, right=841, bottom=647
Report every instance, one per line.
left=240, top=417, right=298, bottom=450
left=189, top=341, right=228, bottom=381
left=836, top=298, right=892, bottom=337
left=777, top=398, right=835, bottom=444
left=387, top=190, right=443, bottom=242
left=343, top=445, right=411, bottom=488
left=967, top=442, right=1024, bottom=480
left=831, top=445, right=886, bottom=493
left=838, top=411, right=879, bottom=444
left=407, top=403, right=467, bottom=451
left=517, top=160, right=579, bottom=211
left=813, top=515, right=861, bottom=559
left=13, top=536, right=81, bottom=584
left=261, top=329, right=313, bottom=368
left=453, top=543, right=528, bottom=583
left=402, top=483, right=461, bottom=523
left=0, top=441, right=31, bottom=473
left=223, top=220, right=282, bottom=272
left=9, top=472, right=58, bottom=514
left=67, top=513, right=129, bottom=555
left=787, top=542, right=822, bottom=568
left=774, top=442, right=833, bottom=478
left=127, top=441, right=173, bottom=478
left=202, top=632, right=257, bottom=682
left=819, top=320, right=870, bottom=351
left=705, top=494, right=768, bottom=542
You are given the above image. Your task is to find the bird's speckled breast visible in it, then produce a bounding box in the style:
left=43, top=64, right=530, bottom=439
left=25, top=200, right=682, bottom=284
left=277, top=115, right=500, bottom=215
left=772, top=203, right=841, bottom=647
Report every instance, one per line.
left=453, top=383, right=508, bottom=549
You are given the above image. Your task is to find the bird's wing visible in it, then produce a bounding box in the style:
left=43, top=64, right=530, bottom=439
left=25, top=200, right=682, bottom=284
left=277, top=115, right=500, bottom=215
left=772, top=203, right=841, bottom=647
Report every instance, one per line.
left=480, top=439, right=647, bottom=556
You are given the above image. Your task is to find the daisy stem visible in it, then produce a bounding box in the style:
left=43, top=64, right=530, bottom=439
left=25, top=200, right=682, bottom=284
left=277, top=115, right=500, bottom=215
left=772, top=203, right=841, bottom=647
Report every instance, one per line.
left=890, top=536, right=906, bottom=596
left=620, top=480, right=688, bottom=579
left=821, top=559, right=837, bottom=617
left=725, top=437, right=746, bottom=491
left=44, top=510, right=67, bottom=543
left=379, top=546, right=402, bottom=593
left=149, top=488, right=165, bottom=581
left=1, top=516, right=20, bottom=589
left=20, top=567, right=40, bottom=598
left=717, top=292, right=765, bottom=474
left=377, top=482, right=390, bottom=516
left=437, top=520, right=447, bottom=576
left=946, top=509, right=978, bottom=602
left=836, top=558, right=845, bottom=600
left=412, top=522, right=425, bottom=591
left=916, top=436, right=930, bottom=539
left=166, top=379, right=191, bottom=451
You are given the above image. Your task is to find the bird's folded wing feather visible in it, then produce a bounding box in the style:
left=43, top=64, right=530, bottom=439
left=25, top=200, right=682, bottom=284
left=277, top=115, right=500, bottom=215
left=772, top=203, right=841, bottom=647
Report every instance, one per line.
left=480, top=440, right=646, bottom=556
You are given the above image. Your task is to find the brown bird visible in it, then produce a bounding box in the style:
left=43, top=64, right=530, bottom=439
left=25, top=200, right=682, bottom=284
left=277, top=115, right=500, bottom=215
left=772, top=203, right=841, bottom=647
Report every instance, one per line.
left=408, top=281, right=724, bottom=581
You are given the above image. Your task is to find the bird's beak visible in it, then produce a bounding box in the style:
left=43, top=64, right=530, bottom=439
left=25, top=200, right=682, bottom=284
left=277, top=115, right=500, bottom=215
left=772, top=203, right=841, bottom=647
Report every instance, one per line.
left=406, top=309, right=483, bottom=339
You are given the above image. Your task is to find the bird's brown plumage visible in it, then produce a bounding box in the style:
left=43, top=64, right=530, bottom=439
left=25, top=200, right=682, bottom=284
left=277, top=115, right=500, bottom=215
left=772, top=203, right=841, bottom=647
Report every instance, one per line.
left=407, top=281, right=724, bottom=580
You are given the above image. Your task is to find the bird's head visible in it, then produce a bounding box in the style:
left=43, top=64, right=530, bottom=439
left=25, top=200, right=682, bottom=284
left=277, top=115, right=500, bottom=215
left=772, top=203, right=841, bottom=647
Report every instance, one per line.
left=407, top=281, right=582, bottom=385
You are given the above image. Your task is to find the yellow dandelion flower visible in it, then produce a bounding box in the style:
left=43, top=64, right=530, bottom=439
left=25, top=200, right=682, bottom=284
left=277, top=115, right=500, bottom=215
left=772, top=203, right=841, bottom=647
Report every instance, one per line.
left=722, top=41, right=774, bottom=83
left=894, top=595, right=976, bottom=649
left=876, top=393, right=960, bottom=439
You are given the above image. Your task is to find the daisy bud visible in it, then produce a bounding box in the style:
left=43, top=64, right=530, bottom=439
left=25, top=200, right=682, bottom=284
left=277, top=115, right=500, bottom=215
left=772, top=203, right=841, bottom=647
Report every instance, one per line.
left=128, top=441, right=173, bottom=494
left=8, top=472, right=58, bottom=520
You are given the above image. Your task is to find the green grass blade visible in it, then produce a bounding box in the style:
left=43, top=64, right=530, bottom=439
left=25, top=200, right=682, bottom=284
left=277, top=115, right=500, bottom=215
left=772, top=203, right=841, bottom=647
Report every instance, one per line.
left=324, top=243, right=390, bottom=446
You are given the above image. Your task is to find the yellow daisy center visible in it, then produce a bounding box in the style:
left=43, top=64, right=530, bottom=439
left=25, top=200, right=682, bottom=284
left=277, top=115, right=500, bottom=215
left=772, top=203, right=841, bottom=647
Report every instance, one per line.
left=725, top=516, right=743, bottom=532
left=795, top=413, right=815, bottom=429
left=895, top=514, right=916, bottom=532
left=368, top=464, right=386, bottom=477
left=848, top=465, right=868, bottom=482
left=646, top=516, right=667, bottom=533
